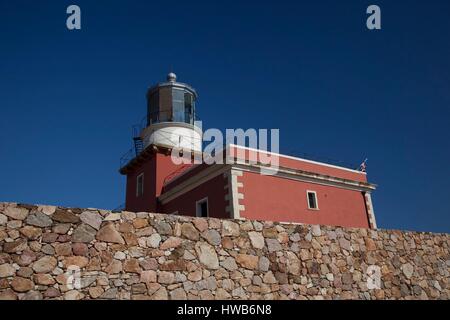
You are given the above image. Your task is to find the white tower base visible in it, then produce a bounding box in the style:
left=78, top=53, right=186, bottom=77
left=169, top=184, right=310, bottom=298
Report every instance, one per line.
left=141, top=122, right=202, bottom=152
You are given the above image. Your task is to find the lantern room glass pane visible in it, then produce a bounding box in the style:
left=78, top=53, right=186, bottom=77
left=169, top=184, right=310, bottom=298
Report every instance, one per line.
left=159, top=87, right=172, bottom=122
left=184, top=92, right=194, bottom=124
left=148, top=91, right=159, bottom=125
left=172, top=88, right=185, bottom=123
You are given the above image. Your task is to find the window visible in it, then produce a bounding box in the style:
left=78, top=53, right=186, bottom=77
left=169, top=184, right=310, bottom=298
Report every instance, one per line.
left=147, top=91, right=159, bottom=125
left=172, top=88, right=185, bottom=123
left=307, top=191, right=318, bottom=210
left=136, top=173, right=144, bottom=197
left=159, top=87, right=172, bottom=122
left=184, top=92, right=194, bottom=124
left=196, top=198, right=209, bottom=218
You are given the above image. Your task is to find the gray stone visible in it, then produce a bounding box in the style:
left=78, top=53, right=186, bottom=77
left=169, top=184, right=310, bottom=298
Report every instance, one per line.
left=53, top=223, right=71, bottom=234
left=41, top=244, right=55, bottom=255
left=147, top=233, right=162, bottom=248
left=290, top=233, right=301, bottom=242
left=132, top=283, right=147, bottom=294
left=205, top=276, right=217, bottom=290
left=202, top=229, right=221, bottom=246
left=253, top=221, right=263, bottom=231
left=433, top=280, right=442, bottom=291
left=152, top=287, right=168, bottom=300
left=37, top=205, right=56, bottom=215
left=232, top=287, right=246, bottom=299
left=26, top=211, right=53, bottom=227
left=222, top=220, right=240, bottom=237
left=114, top=251, right=126, bottom=260
left=80, top=211, right=103, bottom=230
left=0, top=213, right=7, bottom=225
left=104, top=213, right=121, bottom=221
left=0, top=263, right=16, bottom=278
left=258, top=256, right=270, bottom=272
left=121, top=211, right=136, bottom=221
left=402, top=263, right=414, bottom=279
left=327, top=230, right=337, bottom=240
left=154, top=221, right=172, bottom=235
left=311, top=225, right=321, bottom=237
left=170, top=288, right=187, bottom=300
left=100, top=288, right=118, bottom=299
left=248, top=231, right=265, bottom=249
left=80, top=276, right=97, bottom=289
left=400, top=283, right=410, bottom=296
left=72, top=224, right=97, bottom=243
left=286, top=251, right=300, bottom=275
left=158, top=271, right=175, bottom=284
left=220, top=257, right=238, bottom=271
left=32, top=256, right=57, bottom=273
left=7, top=220, right=22, bottom=229
left=21, top=291, right=43, bottom=300
left=339, top=238, right=352, bottom=251
left=195, top=242, right=219, bottom=269
left=413, top=285, right=422, bottom=295
left=64, top=290, right=85, bottom=300
left=4, top=206, right=29, bottom=220
left=263, top=271, right=277, bottom=284
left=266, top=238, right=282, bottom=252
left=216, top=288, right=231, bottom=299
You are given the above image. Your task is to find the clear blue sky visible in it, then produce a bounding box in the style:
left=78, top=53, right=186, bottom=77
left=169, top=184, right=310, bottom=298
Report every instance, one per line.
left=1, top=0, right=449, bottom=233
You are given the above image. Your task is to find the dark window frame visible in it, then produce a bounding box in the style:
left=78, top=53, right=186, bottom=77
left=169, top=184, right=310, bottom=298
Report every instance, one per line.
left=307, top=191, right=319, bottom=210
left=136, top=173, right=144, bottom=197
left=196, top=197, right=209, bottom=218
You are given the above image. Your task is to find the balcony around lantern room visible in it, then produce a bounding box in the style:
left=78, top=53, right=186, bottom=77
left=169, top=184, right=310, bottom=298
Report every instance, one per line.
left=118, top=111, right=201, bottom=169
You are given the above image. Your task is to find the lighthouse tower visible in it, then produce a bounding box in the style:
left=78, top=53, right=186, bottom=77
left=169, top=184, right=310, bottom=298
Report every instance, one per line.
left=120, top=73, right=202, bottom=213
left=141, top=72, right=202, bottom=152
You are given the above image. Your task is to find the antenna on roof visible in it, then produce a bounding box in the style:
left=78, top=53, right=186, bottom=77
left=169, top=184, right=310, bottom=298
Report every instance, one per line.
left=358, top=158, right=368, bottom=172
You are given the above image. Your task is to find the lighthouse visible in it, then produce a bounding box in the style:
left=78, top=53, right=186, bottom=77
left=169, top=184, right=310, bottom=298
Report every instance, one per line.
left=120, top=73, right=202, bottom=213
left=141, top=72, right=202, bottom=152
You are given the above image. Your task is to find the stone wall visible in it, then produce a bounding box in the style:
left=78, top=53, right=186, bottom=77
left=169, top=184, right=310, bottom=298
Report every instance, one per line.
left=0, top=202, right=448, bottom=300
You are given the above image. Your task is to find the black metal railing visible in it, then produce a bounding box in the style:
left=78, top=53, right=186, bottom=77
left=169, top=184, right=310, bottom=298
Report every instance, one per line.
left=147, top=111, right=200, bottom=126
left=119, top=148, right=134, bottom=169
left=119, top=112, right=201, bottom=169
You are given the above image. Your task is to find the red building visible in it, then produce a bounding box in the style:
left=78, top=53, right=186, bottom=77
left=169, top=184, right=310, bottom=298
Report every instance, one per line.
left=120, top=73, right=377, bottom=229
